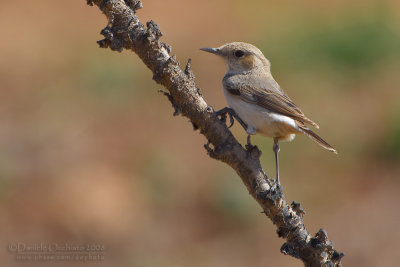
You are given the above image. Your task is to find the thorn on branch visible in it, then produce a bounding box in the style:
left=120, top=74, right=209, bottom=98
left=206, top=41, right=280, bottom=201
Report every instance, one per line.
left=184, top=59, right=195, bottom=79
left=280, top=242, right=299, bottom=258
left=315, top=229, right=329, bottom=243
left=146, top=20, right=162, bottom=40
left=308, top=229, right=344, bottom=265
left=291, top=201, right=306, bottom=218
left=332, top=250, right=345, bottom=263
left=97, top=38, right=110, bottom=48
left=281, top=227, right=345, bottom=265
left=125, top=0, right=143, bottom=12
left=100, top=25, right=113, bottom=39
left=98, top=24, right=123, bottom=52
left=158, top=89, right=181, bottom=116
left=98, top=26, right=113, bottom=48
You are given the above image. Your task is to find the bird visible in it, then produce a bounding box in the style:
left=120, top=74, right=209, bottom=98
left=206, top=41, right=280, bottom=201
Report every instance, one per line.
left=201, top=42, right=337, bottom=185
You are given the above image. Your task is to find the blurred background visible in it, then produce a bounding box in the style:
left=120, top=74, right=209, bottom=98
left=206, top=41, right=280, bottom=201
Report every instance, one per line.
left=0, top=0, right=399, bottom=266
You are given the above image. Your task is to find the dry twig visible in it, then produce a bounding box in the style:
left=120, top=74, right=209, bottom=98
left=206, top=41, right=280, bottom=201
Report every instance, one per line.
left=86, top=1, right=344, bottom=265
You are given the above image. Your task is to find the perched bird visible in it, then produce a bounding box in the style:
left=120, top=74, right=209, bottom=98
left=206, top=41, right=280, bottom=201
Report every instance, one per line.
left=201, top=42, right=337, bottom=184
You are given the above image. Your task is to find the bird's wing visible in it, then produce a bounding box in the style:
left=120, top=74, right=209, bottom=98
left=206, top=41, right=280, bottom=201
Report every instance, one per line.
left=224, top=79, right=319, bottom=128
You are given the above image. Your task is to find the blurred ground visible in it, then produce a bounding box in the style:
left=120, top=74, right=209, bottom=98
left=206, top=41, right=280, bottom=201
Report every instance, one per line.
left=0, top=0, right=399, bottom=266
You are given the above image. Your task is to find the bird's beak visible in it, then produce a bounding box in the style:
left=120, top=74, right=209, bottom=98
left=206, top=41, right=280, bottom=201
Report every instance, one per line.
left=200, top=47, right=223, bottom=56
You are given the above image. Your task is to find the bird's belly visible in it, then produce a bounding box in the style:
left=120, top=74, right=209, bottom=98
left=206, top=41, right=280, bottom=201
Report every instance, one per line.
left=225, top=94, right=298, bottom=141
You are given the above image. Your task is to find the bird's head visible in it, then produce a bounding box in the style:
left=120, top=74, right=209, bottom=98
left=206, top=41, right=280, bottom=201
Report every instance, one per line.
left=201, top=42, right=270, bottom=74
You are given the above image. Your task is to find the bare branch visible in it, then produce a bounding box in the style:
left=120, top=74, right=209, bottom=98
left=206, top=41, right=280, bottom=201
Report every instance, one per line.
left=86, top=0, right=344, bottom=265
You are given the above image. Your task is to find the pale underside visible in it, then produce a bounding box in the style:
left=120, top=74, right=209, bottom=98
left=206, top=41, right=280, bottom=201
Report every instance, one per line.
left=223, top=88, right=300, bottom=142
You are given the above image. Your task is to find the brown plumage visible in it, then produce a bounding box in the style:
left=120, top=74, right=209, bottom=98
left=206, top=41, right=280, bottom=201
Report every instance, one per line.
left=224, top=80, right=320, bottom=129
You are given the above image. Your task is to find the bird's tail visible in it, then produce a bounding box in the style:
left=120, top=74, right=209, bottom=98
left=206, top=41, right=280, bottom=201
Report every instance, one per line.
left=297, top=125, right=337, bottom=154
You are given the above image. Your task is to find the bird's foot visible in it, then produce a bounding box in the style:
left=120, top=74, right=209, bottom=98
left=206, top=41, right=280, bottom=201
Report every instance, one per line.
left=274, top=179, right=281, bottom=191
left=215, top=107, right=247, bottom=130
left=245, top=135, right=256, bottom=151
left=267, top=176, right=282, bottom=195
left=215, top=107, right=234, bottom=128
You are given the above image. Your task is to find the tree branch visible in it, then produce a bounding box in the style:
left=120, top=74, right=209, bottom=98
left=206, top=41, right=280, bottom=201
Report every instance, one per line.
left=86, top=1, right=344, bottom=265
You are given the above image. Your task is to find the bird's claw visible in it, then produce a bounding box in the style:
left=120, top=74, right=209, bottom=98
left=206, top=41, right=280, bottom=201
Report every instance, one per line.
left=225, top=112, right=235, bottom=128
left=215, top=107, right=247, bottom=131
left=215, top=107, right=234, bottom=128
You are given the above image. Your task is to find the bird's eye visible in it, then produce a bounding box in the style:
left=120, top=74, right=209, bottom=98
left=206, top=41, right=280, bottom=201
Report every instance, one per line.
left=234, top=50, right=245, bottom=58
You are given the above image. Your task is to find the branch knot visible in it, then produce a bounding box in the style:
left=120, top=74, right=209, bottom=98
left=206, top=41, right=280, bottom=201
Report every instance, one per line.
left=146, top=20, right=162, bottom=40
left=125, top=0, right=143, bottom=12
left=184, top=59, right=195, bottom=79
left=291, top=201, right=306, bottom=218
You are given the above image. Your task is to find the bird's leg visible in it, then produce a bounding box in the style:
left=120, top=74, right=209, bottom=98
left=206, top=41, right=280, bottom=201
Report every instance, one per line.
left=215, top=107, right=247, bottom=130
left=273, top=138, right=280, bottom=186
left=245, top=134, right=261, bottom=152
left=247, top=135, right=252, bottom=146
left=245, top=134, right=255, bottom=151
left=231, top=111, right=248, bottom=131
